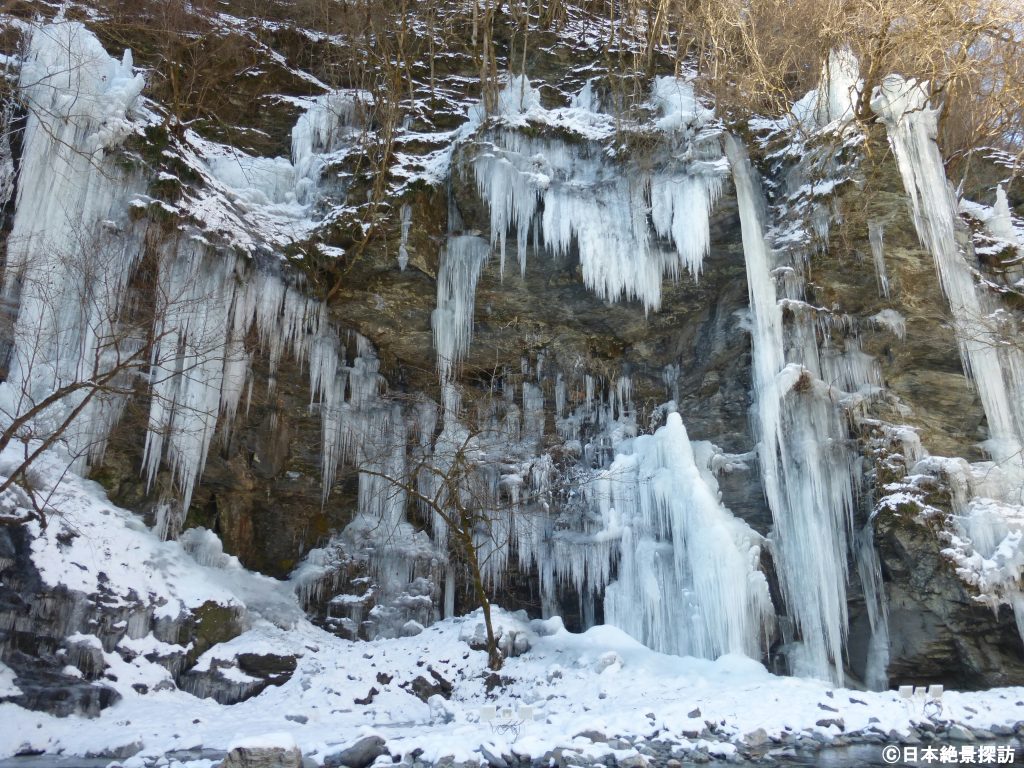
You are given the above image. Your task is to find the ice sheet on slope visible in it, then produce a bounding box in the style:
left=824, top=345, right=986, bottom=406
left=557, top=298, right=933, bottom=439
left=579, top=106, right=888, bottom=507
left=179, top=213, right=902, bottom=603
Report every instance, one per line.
left=0, top=447, right=291, bottom=623
left=199, top=90, right=365, bottom=249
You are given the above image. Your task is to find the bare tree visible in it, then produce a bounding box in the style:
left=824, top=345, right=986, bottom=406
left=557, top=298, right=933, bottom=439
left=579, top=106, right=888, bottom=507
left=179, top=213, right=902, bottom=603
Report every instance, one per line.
left=667, top=0, right=1024, bottom=156
left=328, top=376, right=565, bottom=672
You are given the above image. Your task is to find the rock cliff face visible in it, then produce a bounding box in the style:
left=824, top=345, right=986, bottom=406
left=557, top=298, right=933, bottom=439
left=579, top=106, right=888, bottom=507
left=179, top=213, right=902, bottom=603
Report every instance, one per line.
left=2, top=0, right=1024, bottom=718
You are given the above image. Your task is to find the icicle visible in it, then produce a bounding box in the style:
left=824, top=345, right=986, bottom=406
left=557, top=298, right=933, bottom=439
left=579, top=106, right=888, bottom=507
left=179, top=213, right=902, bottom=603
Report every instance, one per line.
left=554, top=373, right=567, bottom=419
left=142, top=243, right=236, bottom=515
left=0, top=98, right=15, bottom=212
left=432, top=235, right=490, bottom=384
left=571, top=79, right=600, bottom=113
left=662, top=364, right=680, bottom=403
left=819, top=337, right=882, bottom=397
left=651, top=76, right=714, bottom=133
left=791, top=49, right=862, bottom=130
left=872, top=76, right=1024, bottom=468
left=725, top=135, right=855, bottom=684
left=649, top=174, right=723, bottom=280
left=814, top=49, right=861, bottom=127
left=871, top=309, right=906, bottom=340
left=855, top=523, right=889, bottom=690
left=868, top=220, right=890, bottom=298
left=398, top=204, right=412, bottom=271
left=522, top=382, right=544, bottom=443
left=987, top=185, right=1018, bottom=244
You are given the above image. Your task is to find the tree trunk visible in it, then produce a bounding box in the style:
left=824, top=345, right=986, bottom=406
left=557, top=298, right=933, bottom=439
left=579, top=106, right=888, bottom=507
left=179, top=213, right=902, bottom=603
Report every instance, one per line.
left=461, top=530, right=502, bottom=670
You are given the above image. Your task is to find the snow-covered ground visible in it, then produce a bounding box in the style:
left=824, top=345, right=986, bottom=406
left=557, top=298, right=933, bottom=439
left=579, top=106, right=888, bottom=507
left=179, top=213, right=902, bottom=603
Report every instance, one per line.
left=2, top=458, right=1024, bottom=767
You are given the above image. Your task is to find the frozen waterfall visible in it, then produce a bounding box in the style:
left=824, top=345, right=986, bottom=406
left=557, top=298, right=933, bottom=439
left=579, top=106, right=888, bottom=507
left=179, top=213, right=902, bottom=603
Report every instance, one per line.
left=0, top=21, right=146, bottom=467
left=871, top=78, right=1024, bottom=641
left=872, top=77, right=1024, bottom=469
left=0, top=21, right=377, bottom=535
left=598, top=412, right=774, bottom=659
left=725, top=135, right=856, bottom=684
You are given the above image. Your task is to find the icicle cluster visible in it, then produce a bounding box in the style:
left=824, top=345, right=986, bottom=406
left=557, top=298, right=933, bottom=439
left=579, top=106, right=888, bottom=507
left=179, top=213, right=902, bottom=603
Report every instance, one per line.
left=432, top=236, right=491, bottom=384
left=418, top=339, right=773, bottom=661
left=470, top=78, right=725, bottom=312
left=0, top=23, right=386, bottom=538
left=141, top=241, right=366, bottom=531
left=725, top=135, right=857, bottom=684
left=872, top=76, right=1024, bottom=469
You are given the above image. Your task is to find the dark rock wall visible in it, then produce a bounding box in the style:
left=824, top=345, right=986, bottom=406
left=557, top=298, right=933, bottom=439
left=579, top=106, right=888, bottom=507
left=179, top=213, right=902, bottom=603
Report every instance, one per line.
left=0, top=524, right=256, bottom=716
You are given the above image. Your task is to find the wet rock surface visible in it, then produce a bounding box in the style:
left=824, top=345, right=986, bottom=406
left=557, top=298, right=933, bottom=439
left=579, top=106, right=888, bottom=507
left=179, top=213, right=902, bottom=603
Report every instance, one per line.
left=322, top=736, right=389, bottom=768
left=178, top=652, right=298, bottom=704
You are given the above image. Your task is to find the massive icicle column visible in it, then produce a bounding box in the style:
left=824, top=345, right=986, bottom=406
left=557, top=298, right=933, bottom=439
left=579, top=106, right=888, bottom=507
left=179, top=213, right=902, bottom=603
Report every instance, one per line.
left=598, top=412, right=774, bottom=659
left=0, top=22, right=146, bottom=466
left=725, top=135, right=856, bottom=684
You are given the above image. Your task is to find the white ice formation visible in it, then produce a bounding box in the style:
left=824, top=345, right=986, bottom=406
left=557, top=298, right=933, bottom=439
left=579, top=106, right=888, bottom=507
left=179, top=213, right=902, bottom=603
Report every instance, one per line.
left=597, top=412, right=774, bottom=658
left=432, top=235, right=491, bottom=384
left=868, top=220, right=890, bottom=298
left=0, top=22, right=379, bottom=538
left=790, top=49, right=862, bottom=130
left=870, top=76, right=1024, bottom=645
left=469, top=76, right=725, bottom=312
left=204, top=90, right=363, bottom=246
left=872, top=76, right=1024, bottom=469
left=0, top=22, right=146, bottom=468
left=407, top=357, right=775, bottom=659
left=725, top=134, right=859, bottom=684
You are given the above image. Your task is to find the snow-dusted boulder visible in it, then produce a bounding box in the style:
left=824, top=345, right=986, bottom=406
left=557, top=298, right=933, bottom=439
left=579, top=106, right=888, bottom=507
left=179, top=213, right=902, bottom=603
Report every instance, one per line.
left=323, top=735, right=388, bottom=768
left=221, top=733, right=301, bottom=768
